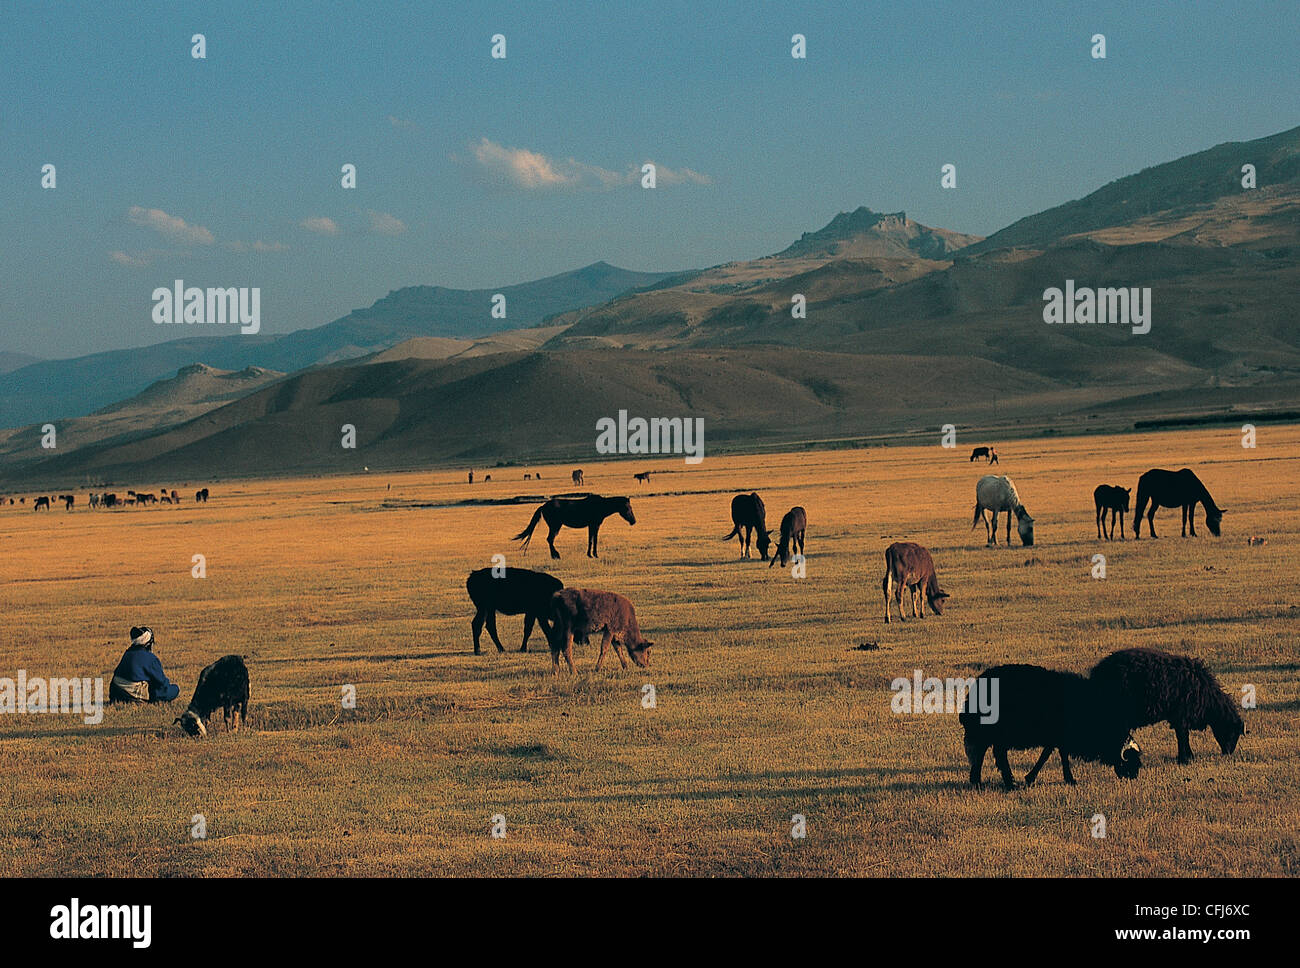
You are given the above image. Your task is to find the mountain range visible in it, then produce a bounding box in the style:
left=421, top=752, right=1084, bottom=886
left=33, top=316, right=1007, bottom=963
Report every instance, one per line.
left=3, top=123, right=1298, bottom=485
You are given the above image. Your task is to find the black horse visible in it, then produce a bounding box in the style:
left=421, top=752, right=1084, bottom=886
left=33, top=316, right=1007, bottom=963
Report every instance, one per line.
left=514, top=495, right=635, bottom=559
left=1133, top=468, right=1224, bottom=539
left=1093, top=484, right=1131, bottom=540
left=466, top=566, right=563, bottom=654
left=724, top=492, right=771, bottom=560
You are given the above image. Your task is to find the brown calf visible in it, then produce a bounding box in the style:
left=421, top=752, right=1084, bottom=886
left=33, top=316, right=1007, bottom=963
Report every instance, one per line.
left=546, top=588, right=653, bottom=675
left=882, top=542, right=949, bottom=623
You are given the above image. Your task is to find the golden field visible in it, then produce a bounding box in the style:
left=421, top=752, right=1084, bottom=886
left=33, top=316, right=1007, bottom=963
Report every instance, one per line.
left=0, top=425, right=1296, bottom=876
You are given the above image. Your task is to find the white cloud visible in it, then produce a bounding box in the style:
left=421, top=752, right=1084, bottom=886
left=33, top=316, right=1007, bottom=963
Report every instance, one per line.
left=467, top=138, right=712, bottom=192
left=127, top=206, right=215, bottom=245
left=472, top=138, right=576, bottom=189
left=651, top=164, right=712, bottom=186
left=109, top=250, right=150, bottom=268
left=367, top=210, right=406, bottom=236
left=300, top=216, right=340, bottom=236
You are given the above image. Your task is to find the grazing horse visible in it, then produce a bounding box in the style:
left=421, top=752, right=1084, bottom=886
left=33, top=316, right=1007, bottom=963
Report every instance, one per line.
left=194, top=488, right=210, bottom=503
left=61, top=495, right=75, bottom=510
left=466, top=566, right=563, bottom=654
left=514, top=495, right=635, bottom=559
left=1094, top=484, right=1131, bottom=540
left=1133, top=468, right=1223, bottom=539
left=769, top=506, right=807, bottom=568
left=724, top=492, right=771, bottom=560
left=882, top=542, right=949, bottom=623
left=33, top=496, right=50, bottom=511
left=634, top=471, right=651, bottom=484
left=972, top=475, right=1034, bottom=546
left=572, top=469, right=584, bottom=486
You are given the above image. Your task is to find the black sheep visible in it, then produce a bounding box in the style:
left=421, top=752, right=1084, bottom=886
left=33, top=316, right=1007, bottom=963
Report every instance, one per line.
left=1089, top=648, right=1243, bottom=763
left=176, top=655, right=250, bottom=737
left=960, top=664, right=1142, bottom=789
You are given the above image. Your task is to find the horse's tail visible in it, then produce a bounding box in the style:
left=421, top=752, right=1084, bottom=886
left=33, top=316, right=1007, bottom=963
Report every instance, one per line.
left=970, top=503, right=983, bottom=529
left=513, top=504, right=546, bottom=551
left=723, top=523, right=740, bottom=541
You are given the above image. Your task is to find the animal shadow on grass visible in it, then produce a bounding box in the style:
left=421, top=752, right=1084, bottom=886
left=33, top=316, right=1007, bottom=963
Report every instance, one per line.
left=512, top=765, right=963, bottom=808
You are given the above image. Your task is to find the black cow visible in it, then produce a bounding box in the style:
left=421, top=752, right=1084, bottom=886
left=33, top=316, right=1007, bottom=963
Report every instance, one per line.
left=176, top=655, right=250, bottom=737
left=467, top=566, right=563, bottom=654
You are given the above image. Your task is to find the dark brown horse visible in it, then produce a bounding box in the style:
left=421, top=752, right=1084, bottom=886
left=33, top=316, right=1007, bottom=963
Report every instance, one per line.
left=514, top=495, right=635, bottom=559
left=1093, top=484, right=1131, bottom=540
left=769, top=506, right=807, bottom=567
left=724, top=492, right=770, bottom=560
left=1133, top=468, right=1224, bottom=539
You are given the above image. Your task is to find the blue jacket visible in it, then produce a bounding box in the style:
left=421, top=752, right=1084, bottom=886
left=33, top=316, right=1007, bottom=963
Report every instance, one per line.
left=113, top=646, right=180, bottom=701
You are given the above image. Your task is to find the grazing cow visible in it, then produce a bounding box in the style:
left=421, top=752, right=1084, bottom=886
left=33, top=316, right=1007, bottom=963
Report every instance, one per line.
left=972, top=475, right=1034, bottom=546
left=60, top=495, right=75, bottom=510
left=1093, top=484, right=1131, bottom=540
left=103, top=493, right=118, bottom=508
left=969, top=446, right=991, bottom=462
left=769, top=506, right=807, bottom=568
left=514, top=495, right=635, bottom=559
left=466, top=566, right=564, bottom=654
left=724, top=492, right=771, bottom=560
left=881, top=542, right=949, bottom=623
left=1133, top=468, right=1223, bottom=539
left=634, top=471, right=651, bottom=484
left=176, top=655, right=250, bottom=738
left=33, top=496, right=50, bottom=511
left=960, top=664, right=1142, bottom=789
left=545, top=588, right=653, bottom=675
left=1089, top=648, right=1243, bottom=763
left=195, top=488, right=209, bottom=503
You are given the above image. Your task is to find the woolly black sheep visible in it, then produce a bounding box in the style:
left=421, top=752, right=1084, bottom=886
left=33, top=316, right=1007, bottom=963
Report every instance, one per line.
left=176, top=655, right=249, bottom=737
left=959, top=663, right=1142, bottom=789
left=1089, top=648, right=1243, bottom=763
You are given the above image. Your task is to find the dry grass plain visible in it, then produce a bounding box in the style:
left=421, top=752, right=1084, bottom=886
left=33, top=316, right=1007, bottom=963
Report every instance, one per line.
left=1, top=425, right=1296, bottom=877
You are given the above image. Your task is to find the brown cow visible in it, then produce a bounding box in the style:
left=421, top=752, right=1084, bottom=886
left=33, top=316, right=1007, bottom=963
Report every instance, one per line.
left=882, top=542, right=949, bottom=623
left=545, top=588, right=653, bottom=675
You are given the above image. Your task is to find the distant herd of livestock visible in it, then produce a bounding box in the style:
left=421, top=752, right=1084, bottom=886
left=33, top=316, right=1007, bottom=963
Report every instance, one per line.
left=2, top=487, right=211, bottom=509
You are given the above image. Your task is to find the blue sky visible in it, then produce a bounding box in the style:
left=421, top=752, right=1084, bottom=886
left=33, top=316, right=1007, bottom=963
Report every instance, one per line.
left=2, top=0, right=1297, bottom=358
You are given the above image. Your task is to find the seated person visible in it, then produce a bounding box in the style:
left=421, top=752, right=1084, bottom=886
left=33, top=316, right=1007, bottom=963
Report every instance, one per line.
left=109, top=626, right=180, bottom=703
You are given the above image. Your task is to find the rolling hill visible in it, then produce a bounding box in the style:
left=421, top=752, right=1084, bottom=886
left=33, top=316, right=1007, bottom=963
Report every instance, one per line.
left=4, top=124, right=1299, bottom=485
left=0, top=262, right=678, bottom=428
